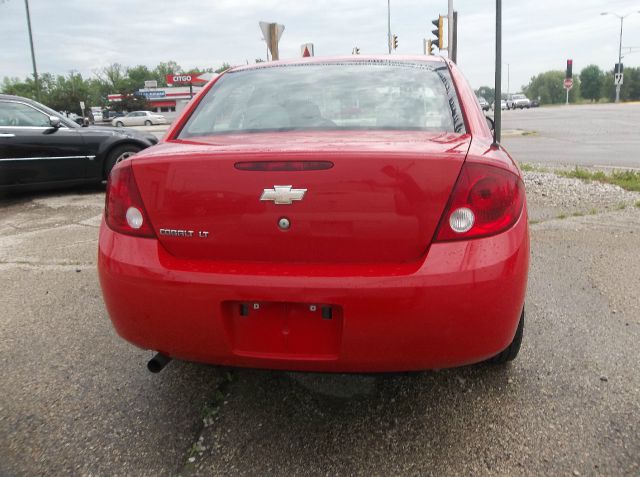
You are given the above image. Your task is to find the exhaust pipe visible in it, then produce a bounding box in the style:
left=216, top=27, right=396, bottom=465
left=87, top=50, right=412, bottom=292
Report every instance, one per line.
left=147, top=352, right=172, bottom=373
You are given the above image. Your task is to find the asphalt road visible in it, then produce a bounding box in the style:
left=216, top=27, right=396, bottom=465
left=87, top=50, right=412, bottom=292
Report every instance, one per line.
left=500, top=103, right=640, bottom=169
left=1, top=182, right=639, bottom=476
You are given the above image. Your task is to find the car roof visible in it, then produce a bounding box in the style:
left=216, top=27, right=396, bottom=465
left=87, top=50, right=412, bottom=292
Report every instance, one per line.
left=229, top=55, right=447, bottom=74
left=0, top=93, right=38, bottom=104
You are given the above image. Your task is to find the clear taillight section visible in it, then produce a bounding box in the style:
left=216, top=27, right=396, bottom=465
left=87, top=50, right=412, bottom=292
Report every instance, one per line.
left=435, top=162, right=524, bottom=242
left=105, top=162, right=155, bottom=238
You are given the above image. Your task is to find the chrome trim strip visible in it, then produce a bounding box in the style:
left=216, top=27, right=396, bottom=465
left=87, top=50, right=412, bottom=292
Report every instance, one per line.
left=0, top=155, right=96, bottom=162
left=0, top=126, right=70, bottom=130
left=0, top=133, right=16, bottom=137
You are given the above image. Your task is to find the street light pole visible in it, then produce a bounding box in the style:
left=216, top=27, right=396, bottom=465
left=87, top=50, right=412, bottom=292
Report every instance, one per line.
left=616, top=15, right=623, bottom=102
left=23, top=0, right=39, bottom=101
left=493, top=0, right=502, bottom=146
left=601, top=11, right=640, bottom=103
left=387, top=0, right=391, bottom=54
left=448, top=0, right=453, bottom=58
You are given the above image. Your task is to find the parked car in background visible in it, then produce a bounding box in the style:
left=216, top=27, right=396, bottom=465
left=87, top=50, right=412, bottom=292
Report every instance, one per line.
left=506, top=93, right=531, bottom=109
left=112, top=111, right=167, bottom=127
left=0, top=94, right=158, bottom=194
left=493, top=100, right=507, bottom=110
left=91, top=106, right=103, bottom=122
left=99, top=56, right=529, bottom=375
left=477, top=96, right=490, bottom=111
left=102, top=110, right=124, bottom=122
left=530, top=98, right=540, bottom=108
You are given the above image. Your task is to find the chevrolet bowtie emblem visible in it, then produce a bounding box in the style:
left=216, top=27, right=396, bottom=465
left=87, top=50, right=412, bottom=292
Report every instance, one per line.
left=260, top=185, right=307, bottom=205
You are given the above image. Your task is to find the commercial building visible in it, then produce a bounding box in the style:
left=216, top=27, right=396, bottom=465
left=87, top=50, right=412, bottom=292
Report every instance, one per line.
left=107, top=73, right=218, bottom=114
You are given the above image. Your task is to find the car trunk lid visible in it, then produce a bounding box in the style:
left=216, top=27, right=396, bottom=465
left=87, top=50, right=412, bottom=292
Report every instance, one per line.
left=133, top=131, right=471, bottom=264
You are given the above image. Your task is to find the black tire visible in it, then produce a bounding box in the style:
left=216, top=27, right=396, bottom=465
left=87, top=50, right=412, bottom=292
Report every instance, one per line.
left=104, top=144, right=142, bottom=179
left=488, top=309, right=524, bottom=364
left=115, top=121, right=124, bottom=127
left=144, top=120, right=152, bottom=126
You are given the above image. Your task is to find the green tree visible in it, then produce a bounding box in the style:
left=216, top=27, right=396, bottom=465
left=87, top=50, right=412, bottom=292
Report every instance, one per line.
left=126, top=65, right=153, bottom=90
left=152, top=61, right=182, bottom=86
left=579, top=65, right=604, bottom=102
left=602, top=67, right=640, bottom=102
left=522, top=70, right=581, bottom=104
left=215, top=63, right=231, bottom=74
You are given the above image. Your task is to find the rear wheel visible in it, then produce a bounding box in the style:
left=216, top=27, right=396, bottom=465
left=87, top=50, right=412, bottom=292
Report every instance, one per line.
left=488, top=309, right=524, bottom=364
left=144, top=120, right=152, bottom=126
left=115, top=121, right=124, bottom=127
left=104, top=144, right=142, bottom=179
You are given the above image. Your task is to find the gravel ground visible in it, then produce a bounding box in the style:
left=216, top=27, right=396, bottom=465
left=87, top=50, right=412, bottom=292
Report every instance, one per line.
left=522, top=169, right=640, bottom=222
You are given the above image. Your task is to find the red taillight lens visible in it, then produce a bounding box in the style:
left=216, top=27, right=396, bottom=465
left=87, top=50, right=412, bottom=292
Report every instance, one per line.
left=105, top=162, right=155, bottom=238
left=435, top=162, right=524, bottom=242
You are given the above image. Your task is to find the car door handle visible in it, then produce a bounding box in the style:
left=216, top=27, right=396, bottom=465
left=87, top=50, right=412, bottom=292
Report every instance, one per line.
left=0, top=133, right=16, bottom=138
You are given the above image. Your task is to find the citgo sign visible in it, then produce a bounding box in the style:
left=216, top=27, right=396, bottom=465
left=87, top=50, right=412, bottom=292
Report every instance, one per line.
left=166, top=74, right=206, bottom=85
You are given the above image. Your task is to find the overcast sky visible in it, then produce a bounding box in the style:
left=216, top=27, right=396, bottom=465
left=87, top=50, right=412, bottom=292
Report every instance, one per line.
left=2, top=0, right=640, bottom=92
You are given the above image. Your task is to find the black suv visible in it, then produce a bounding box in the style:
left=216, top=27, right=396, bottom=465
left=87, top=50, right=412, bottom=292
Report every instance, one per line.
left=0, top=94, right=158, bottom=194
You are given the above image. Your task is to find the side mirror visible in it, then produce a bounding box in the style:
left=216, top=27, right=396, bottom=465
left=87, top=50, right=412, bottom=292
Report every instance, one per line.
left=49, top=116, right=62, bottom=129
left=485, top=116, right=495, bottom=132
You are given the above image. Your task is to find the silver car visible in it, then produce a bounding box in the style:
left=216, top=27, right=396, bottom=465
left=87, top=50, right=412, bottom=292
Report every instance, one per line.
left=112, top=111, right=167, bottom=127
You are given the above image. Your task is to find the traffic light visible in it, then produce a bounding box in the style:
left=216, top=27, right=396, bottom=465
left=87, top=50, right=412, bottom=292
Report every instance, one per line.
left=431, top=15, right=444, bottom=49
left=392, top=34, right=398, bottom=50
left=566, top=59, right=573, bottom=79
left=426, top=39, right=434, bottom=55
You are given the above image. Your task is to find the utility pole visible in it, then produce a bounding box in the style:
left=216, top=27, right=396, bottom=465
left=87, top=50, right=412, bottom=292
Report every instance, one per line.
left=23, top=0, right=39, bottom=100
left=387, top=0, right=392, bottom=54
left=448, top=0, right=453, bottom=59
left=617, top=16, right=623, bottom=102
left=493, top=0, right=502, bottom=146
left=451, top=11, right=458, bottom=63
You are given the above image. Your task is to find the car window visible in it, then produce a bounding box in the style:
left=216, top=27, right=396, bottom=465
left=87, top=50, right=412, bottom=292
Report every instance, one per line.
left=179, top=61, right=465, bottom=137
left=0, top=101, right=51, bottom=127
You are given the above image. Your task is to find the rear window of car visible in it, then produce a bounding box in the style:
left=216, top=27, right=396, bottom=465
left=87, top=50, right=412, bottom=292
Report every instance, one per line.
left=178, top=61, right=465, bottom=138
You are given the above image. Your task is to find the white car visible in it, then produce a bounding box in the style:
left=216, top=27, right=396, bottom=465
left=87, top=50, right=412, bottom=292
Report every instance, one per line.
left=506, top=94, right=531, bottom=110
left=492, top=100, right=508, bottom=111
left=112, top=111, right=167, bottom=127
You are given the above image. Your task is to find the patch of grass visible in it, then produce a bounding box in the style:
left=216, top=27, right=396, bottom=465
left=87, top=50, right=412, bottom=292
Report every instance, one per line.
left=616, top=202, right=627, bottom=210
left=636, top=201, right=640, bottom=209
left=572, top=211, right=585, bottom=217
left=519, top=162, right=548, bottom=173
left=558, top=167, right=640, bottom=192
left=557, top=213, right=567, bottom=220
left=529, top=219, right=539, bottom=225
left=589, top=208, right=598, bottom=215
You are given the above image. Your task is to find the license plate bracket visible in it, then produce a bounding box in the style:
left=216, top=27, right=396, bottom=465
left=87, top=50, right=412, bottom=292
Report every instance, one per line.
left=223, top=301, right=343, bottom=358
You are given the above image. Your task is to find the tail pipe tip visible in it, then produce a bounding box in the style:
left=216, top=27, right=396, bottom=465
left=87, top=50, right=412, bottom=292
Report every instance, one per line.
left=147, top=352, right=172, bottom=373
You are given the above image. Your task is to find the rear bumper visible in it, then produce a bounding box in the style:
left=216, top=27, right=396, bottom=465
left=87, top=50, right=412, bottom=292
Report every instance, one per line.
left=98, top=210, right=529, bottom=372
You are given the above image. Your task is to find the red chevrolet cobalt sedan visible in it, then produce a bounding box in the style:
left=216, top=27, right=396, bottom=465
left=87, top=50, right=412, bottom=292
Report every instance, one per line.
left=98, top=56, right=529, bottom=373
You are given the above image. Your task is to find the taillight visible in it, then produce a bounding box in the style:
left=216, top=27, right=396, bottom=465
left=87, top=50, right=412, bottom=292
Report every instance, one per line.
left=105, top=162, right=155, bottom=238
left=435, top=162, right=524, bottom=242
